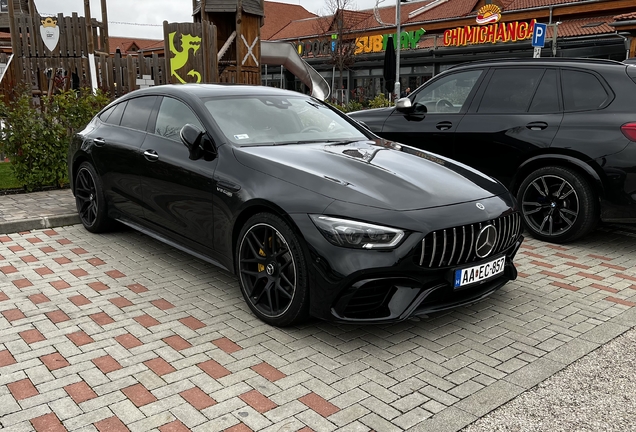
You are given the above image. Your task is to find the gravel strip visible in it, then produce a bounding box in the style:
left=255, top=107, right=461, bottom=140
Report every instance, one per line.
left=462, top=327, right=636, bottom=432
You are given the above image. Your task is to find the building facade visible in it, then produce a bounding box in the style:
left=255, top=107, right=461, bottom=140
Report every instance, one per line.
left=262, top=0, right=636, bottom=101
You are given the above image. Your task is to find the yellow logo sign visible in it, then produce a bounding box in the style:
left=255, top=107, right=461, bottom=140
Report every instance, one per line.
left=476, top=4, right=502, bottom=25
left=169, top=32, right=202, bottom=84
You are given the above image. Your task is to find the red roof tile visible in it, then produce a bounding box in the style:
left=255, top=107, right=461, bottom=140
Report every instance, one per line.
left=407, top=0, right=478, bottom=23
left=614, top=12, right=636, bottom=21
left=108, top=36, right=164, bottom=55
left=262, top=1, right=317, bottom=40
left=505, top=0, right=578, bottom=10
left=545, top=16, right=615, bottom=38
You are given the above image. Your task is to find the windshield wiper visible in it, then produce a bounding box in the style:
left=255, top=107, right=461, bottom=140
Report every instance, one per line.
left=324, top=139, right=371, bottom=145
left=271, top=138, right=368, bottom=146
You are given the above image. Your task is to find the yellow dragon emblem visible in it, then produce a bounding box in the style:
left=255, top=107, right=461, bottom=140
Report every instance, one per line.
left=169, top=32, right=203, bottom=84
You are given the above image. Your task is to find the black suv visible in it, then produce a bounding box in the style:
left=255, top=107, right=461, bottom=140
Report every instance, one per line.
left=349, top=58, right=636, bottom=243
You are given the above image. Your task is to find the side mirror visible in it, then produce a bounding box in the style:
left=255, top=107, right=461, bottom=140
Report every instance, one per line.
left=396, top=97, right=427, bottom=115
left=396, top=97, right=414, bottom=113
left=180, top=124, right=205, bottom=160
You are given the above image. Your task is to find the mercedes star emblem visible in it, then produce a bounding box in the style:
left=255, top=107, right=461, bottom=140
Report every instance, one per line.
left=476, top=203, right=485, bottom=210
left=266, top=263, right=275, bottom=275
left=475, top=225, right=497, bottom=258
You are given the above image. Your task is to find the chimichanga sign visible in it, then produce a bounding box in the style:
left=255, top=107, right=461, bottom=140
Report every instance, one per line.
left=444, top=4, right=537, bottom=47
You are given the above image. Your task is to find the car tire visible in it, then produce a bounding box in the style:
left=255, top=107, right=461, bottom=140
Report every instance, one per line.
left=236, top=213, right=310, bottom=326
left=518, top=166, right=598, bottom=243
left=74, top=161, right=113, bottom=233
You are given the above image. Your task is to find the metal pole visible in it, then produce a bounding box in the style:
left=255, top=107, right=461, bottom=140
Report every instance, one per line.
left=395, top=0, right=401, bottom=102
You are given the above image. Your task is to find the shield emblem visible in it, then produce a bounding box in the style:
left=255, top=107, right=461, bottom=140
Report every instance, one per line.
left=40, top=17, right=60, bottom=52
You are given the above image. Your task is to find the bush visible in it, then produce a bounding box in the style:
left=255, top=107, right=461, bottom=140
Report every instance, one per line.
left=366, top=94, right=393, bottom=109
left=0, top=86, right=110, bottom=191
left=328, top=93, right=393, bottom=113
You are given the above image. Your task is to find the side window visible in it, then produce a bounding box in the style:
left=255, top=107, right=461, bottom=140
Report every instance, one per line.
left=413, top=69, right=482, bottom=113
left=529, top=69, right=560, bottom=113
left=120, top=96, right=157, bottom=131
left=155, top=97, right=203, bottom=141
left=562, top=70, right=609, bottom=111
left=101, top=102, right=126, bottom=126
left=478, top=68, right=543, bottom=114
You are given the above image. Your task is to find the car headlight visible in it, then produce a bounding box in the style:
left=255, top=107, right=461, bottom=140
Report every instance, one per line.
left=310, top=215, right=405, bottom=249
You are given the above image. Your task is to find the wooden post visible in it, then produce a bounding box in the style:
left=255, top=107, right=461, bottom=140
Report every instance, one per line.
left=236, top=0, right=242, bottom=83
left=200, top=0, right=210, bottom=82
left=8, top=0, right=17, bottom=54
left=84, top=0, right=94, bottom=55
left=7, top=0, right=23, bottom=84
left=27, top=0, right=36, bottom=17
left=101, top=0, right=110, bottom=54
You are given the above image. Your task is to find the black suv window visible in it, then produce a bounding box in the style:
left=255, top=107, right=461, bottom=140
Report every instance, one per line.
left=100, top=102, right=126, bottom=126
left=529, top=69, right=559, bottom=113
left=478, top=68, right=543, bottom=113
left=120, top=96, right=157, bottom=131
left=155, top=97, right=203, bottom=142
left=413, top=69, right=482, bottom=113
left=562, top=70, right=609, bottom=111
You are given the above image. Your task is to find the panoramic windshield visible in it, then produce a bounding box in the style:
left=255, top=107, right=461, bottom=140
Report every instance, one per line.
left=204, top=95, right=368, bottom=145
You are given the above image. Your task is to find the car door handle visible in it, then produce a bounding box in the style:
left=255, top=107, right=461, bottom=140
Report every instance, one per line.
left=217, top=180, right=241, bottom=192
left=93, top=138, right=106, bottom=146
left=436, top=121, right=453, bottom=131
left=526, top=122, right=548, bottom=131
left=143, top=150, right=159, bottom=161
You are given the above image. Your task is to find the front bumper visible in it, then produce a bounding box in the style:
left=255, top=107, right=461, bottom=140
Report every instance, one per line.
left=292, top=208, right=524, bottom=324
left=328, top=237, right=522, bottom=323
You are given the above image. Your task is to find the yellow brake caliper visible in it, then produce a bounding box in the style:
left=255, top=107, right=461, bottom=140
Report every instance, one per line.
left=257, top=248, right=266, bottom=272
left=257, top=237, right=273, bottom=273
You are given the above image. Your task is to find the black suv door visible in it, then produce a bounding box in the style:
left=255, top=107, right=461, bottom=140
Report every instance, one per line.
left=454, top=67, right=563, bottom=187
left=380, top=69, right=485, bottom=159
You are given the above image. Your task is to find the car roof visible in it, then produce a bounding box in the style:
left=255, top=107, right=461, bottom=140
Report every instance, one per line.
left=448, top=57, right=626, bottom=71
left=123, top=83, right=306, bottom=100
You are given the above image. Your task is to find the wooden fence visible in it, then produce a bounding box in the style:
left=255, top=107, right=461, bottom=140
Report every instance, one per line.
left=0, top=14, right=225, bottom=100
left=0, top=12, right=171, bottom=99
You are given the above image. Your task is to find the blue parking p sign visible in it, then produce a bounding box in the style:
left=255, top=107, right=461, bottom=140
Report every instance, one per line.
left=532, top=23, right=547, bottom=48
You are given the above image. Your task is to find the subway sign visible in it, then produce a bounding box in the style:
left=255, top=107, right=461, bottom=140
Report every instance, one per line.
left=444, top=4, right=537, bottom=47
left=296, top=29, right=426, bottom=57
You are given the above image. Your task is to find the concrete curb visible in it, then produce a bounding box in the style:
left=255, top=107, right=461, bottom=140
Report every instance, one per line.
left=0, top=214, right=80, bottom=234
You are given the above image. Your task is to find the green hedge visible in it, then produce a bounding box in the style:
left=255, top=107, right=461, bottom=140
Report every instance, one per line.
left=329, top=94, right=393, bottom=113
left=0, top=86, right=110, bottom=191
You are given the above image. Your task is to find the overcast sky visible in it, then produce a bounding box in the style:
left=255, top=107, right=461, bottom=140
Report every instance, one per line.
left=33, top=0, right=384, bottom=40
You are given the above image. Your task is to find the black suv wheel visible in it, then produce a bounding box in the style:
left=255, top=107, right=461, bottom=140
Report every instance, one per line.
left=518, top=166, right=598, bottom=243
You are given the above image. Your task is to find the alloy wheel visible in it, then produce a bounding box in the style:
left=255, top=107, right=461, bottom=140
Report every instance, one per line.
left=75, top=167, right=99, bottom=227
left=521, top=174, right=579, bottom=237
left=238, top=223, right=297, bottom=318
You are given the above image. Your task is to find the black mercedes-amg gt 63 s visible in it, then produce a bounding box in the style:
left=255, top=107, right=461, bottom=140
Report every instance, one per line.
left=68, top=84, right=523, bottom=326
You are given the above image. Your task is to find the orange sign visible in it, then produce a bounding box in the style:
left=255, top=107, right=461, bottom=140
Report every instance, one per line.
left=476, top=4, right=502, bottom=25
left=444, top=19, right=537, bottom=47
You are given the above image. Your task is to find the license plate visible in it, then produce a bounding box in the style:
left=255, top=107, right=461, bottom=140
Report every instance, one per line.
left=454, top=256, right=506, bottom=288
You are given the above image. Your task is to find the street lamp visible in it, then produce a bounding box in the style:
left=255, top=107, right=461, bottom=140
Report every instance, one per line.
left=395, top=0, right=408, bottom=101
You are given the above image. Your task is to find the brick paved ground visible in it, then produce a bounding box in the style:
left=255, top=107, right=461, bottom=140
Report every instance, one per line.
left=0, top=223, right=635, bottom=431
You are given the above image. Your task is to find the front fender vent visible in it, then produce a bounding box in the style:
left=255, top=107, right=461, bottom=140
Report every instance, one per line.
left=419, top=212, right=521, bottom=269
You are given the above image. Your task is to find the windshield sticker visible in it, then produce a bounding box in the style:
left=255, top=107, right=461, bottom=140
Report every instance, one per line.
left=234, top=134, right=250, bottom=140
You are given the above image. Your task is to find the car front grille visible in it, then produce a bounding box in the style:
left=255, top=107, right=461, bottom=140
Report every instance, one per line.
left=419, top=212, right=521, bottom=269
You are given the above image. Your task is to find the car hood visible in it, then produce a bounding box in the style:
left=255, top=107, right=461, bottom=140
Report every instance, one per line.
left=233, top=140, right=509, bottom=211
